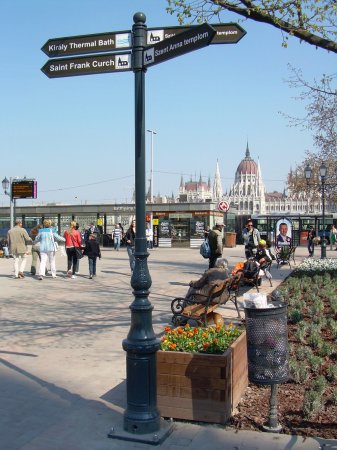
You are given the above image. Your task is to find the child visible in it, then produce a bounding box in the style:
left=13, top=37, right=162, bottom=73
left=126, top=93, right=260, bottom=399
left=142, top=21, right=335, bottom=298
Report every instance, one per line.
left=83, top=233, right=101, bottom=279
left=254, top=239, right=273, bottom=283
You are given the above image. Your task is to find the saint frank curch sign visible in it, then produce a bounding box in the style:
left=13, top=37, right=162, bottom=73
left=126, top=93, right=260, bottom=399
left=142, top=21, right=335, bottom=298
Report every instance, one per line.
left=41, top=52, right=131, bottom=78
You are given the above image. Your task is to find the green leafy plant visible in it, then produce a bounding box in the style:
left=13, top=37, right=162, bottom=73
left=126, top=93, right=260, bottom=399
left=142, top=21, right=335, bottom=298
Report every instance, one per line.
left=319, top=342, right=335, bottom=358
left=312, top=375, right=327, bottom=395
left=289, top=358, right=309, bottom=384
left=296, top=346, right=312, bottom=361
left=289, top=309, right=303, bottom=324
left=332, top=389, right=337, bottom=406
left=160, top=323, right=242, bottom=354
left=308, top=331, right=323, bottom=350
left=327, top=365, right=337, bottom=382
left=294, top=322, right=308, bottom=343
left=303, top=390, right=324, bottom=419
left=308, top=355, right=324, bottom=373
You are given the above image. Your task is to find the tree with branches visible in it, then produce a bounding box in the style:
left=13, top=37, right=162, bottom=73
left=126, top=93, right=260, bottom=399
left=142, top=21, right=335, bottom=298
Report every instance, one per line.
left=166, top=0, right=337, bottom=53
left=285, top=68, right=337, bottom=201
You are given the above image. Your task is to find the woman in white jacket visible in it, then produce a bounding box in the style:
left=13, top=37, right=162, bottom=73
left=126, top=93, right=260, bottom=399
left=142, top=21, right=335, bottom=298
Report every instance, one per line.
left=34, top=219, right=65, bottom=280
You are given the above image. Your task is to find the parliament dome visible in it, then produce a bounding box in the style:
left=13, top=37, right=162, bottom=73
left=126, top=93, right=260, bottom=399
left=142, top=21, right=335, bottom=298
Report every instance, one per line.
left=235, top=144, right=258, bottom=175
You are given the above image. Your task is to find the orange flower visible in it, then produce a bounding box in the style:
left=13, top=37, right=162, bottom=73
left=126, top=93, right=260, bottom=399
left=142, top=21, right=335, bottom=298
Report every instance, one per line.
left=177, top=328, right=184, bottom=334
left=164, top=326, right=172, bottom=332
left=169, top=343, right=177, bottom=349
left=203, top=343, right=210, bottom=350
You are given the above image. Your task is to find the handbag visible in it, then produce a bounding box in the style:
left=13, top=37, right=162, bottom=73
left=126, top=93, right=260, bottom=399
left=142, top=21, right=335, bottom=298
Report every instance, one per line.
left=70, top=234, right=83, bottom=259
left=50, top=230, right=58, bottom=252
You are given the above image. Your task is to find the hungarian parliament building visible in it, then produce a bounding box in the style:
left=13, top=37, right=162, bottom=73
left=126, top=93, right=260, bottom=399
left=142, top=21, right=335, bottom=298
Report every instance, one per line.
left=152, top=144, right=333, bottom=216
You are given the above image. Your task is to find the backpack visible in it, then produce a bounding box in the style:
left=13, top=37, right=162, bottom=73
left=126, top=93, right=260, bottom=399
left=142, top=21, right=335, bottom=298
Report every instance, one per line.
left=243, top=259, right=259, bottom=278
left=200, top=238, right=211, bottom=259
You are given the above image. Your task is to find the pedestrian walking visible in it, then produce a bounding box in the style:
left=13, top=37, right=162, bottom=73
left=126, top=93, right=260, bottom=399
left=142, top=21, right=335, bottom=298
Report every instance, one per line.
left=33, top=219, right=65, bottom=280
left=7, top=219, right=32, bottom=278
left=125, top=220, right=136, bottom=272
left=208, top=221, right=225, bottom=269
left=1, top=238, right=10, bottom=258
left=83, top=233, right=101, bottom=278
left=84, top=222, right=100, bottom=243
left=307, top=225, right=316, bottom=257
left=242, top=219, right=261, bottom=258
left=146, top=224, right=153, bottom=249
left=74, top=222, right=83, bottom=273
left=330, top=224, right=337, bottom=251
left=64, top=221, right=83, bottom=278
left=112, top=223, right=123, bottom=251
left=30, top=224, right=43, bottom=275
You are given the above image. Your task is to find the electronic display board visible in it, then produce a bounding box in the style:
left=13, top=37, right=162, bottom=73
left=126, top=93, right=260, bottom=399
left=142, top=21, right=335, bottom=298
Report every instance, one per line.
left=12, top=180, right=37, bottom=199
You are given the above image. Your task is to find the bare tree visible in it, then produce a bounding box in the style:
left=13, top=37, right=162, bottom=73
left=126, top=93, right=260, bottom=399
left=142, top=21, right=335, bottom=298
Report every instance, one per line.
left=166, top=0, right=337, bottom=53
left=284, top=68, right=337, bottom=199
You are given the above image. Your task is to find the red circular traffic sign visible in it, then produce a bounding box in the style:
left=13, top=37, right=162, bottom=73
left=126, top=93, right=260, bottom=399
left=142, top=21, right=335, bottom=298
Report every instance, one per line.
left=218, top=200, right=229, bottom=212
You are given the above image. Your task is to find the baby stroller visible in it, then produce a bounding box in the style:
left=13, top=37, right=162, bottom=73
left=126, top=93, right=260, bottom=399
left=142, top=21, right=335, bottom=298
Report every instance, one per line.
left=241, top=257, right=273, bottom=292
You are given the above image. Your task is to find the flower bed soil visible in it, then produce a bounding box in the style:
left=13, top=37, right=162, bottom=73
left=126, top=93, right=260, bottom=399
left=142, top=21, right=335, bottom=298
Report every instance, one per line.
left=230, top=274, right=337, bottom=440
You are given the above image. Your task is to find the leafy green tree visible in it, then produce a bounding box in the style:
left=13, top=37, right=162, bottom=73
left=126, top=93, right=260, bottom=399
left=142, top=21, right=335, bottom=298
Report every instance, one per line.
left=166, top=0, right=337, bottom=53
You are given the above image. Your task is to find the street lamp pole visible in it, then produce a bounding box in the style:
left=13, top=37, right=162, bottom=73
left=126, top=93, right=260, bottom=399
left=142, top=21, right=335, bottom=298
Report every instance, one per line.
left=147, top=129, right=157, bottom=230
left=319, top=162, right=327, bottom=259
left=304, top=162, right=327, bottom=259
left=2, top=176, right=14, bottom=230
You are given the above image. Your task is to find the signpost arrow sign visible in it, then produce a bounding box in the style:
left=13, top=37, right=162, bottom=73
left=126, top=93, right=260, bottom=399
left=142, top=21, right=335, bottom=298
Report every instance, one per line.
left=41, top=31, right=132, bottom=57
left=41, top=23, right=246, bottom=59
left=144, top=23, right=216, bottom=67
left=147, top=23, right=246, bottom=46
left=41, top=52, right=132, bottom=78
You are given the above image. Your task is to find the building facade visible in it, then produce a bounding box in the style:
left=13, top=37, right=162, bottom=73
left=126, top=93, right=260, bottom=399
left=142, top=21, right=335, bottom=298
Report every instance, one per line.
left=177, top=143, right=333, bottom=216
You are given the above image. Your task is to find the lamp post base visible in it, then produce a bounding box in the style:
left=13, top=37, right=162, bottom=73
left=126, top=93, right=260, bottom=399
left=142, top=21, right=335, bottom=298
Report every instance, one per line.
left=108, top=418, right=174, bottom=446
left=321, top=241, right=327, bottom=259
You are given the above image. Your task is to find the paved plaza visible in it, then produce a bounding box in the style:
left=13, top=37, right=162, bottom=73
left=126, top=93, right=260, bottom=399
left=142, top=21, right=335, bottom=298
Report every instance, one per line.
left=0, top=244, right=336, bottom=450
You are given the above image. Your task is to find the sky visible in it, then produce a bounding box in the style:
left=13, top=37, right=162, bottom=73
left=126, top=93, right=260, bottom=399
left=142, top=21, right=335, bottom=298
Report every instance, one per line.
left=0, top=0, right=335, bottom=207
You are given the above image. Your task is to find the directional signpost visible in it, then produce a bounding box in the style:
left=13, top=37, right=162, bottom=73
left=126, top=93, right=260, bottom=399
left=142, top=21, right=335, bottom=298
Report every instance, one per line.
left=41, top=30, right=132, bottom=57
left=143, top=23, right=216, bottom=67
left=146, top=22, right=246, bottom=46
left=41, top=52, right=131, bottom=78
left=41, top=12, right=246, bottom=445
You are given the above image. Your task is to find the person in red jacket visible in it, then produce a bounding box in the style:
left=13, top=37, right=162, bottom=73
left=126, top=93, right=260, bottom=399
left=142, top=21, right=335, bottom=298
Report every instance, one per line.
left=63, top=221, right=83, bottom=278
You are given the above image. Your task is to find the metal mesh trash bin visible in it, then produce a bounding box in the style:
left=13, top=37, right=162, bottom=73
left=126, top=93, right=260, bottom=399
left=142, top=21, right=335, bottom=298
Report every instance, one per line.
left=244, top=301, right=289, bottom=385
left=244, top=300, right=289, bottom=432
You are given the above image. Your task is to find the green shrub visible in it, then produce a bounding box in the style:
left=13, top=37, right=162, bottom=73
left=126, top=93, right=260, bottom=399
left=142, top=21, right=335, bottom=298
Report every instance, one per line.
left=289, top=358, right=309, bottom=384
left=327, top=317, right=337, bottom=338
left=312, top=375, right=327, bottom=395
left=327, top=364, right=337, bottom=381
left=310, top=298, right=325, bottom=316
left=296, top=346, right=313, bottom=361
left=303, top=390, right=323, bottom=419
left=308, top=355, right=324, bottom=373
left=331, top=389, right=337, bottom=405
left=330, top=298, right=337, bottom=314
left=289, top=309, right=303, bottom=324
left=308, top=331, right=323, bottom=350
left=319, top=342, right=335, bottom=358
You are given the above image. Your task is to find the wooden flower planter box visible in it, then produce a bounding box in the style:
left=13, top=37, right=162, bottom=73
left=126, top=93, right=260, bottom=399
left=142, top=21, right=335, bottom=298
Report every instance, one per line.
left=156, top=331, right=248, bottom=424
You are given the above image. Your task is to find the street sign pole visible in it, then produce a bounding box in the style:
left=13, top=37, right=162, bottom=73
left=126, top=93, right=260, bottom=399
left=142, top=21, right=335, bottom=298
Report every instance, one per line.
left=113, top=12, right=170, bottom=443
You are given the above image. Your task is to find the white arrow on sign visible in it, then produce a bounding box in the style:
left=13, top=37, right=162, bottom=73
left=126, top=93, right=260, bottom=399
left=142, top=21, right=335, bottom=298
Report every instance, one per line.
left=218, top=200, right=229, bottom=212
